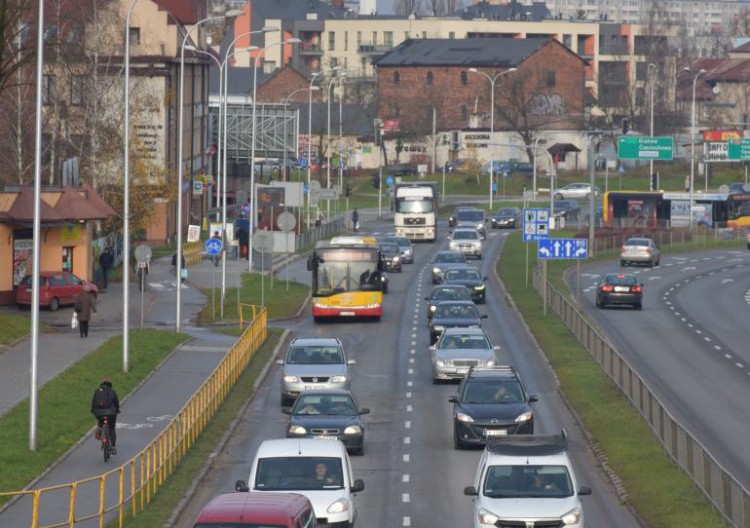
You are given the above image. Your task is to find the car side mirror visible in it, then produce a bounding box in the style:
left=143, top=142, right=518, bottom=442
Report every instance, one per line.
left=276, top=359, right=284, bottom=365
left=464, top=485, right=478, bottom=496
left=235, top=480, right=249, bottom=492
left=348, top=359, right=356, bottom=365
left=493, top=345, right=501, bottom=351
left=528, top=394, right=539, bottom=403
left=480, top=314, right=488, bottom=319
left=448, top=394, right=458, bottom=403
left=359, top=407, right=371, bottom=415
left=578, top=486, right=592, bottom=496
left=351, top=479, right=365, bottom=493
left=429, top=345, right=436, bottom=351
left=281, top=408, right=292, bottom=415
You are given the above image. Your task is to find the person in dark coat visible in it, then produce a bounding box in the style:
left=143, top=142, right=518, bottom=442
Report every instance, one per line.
left=98, top=247, right=114, bottom=289
left=91, top=377, right=120, bottom=453
left=75, top=284, right=97, bottom=338
left=352, top=208, right=359, bottom=231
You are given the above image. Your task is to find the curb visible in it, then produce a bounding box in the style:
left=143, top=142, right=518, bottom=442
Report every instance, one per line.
left=164, top=329, right=291, bottom=528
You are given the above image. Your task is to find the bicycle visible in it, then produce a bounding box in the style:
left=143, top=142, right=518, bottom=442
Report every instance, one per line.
left=98, top=417, right=114, bottom=462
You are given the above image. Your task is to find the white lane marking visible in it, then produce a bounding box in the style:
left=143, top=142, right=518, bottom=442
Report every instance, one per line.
left=405, top=420, right=411, bottom=429
left=725, top=354, right=732, bottom=360
left=406, top=392, right=412, bottom=398
left=649, top=276, right=661, bottom=281
left=402, top=493, right=411, bottom=503
left=407, top=381, right=413, bottom=387
left=682, top=266, right=697, bottom=271
left=408, top=368, right=414, bottom=375
left=714, top=345, right=722, bottom=350
left=403, top=516, right=411, bottom=526
left=721, top=278, right=735, bottom=284
left=406, top=405, right=412, bottom=412
left=737, top=363, right=744, bottom=369
left=403, top=453, right=410, bottom=462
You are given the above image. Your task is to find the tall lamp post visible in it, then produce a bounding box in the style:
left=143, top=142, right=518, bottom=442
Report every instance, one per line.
left=648, top=63, right=656, bottom=186
left=531, top=133, right=547, bottom=202
left=249, top=37, right=301, bottom=273
left=283, top=86, right=319, bottom=182
left=468, top=67, right=516, bottom=210
left=686, top=67, right=707, bottom=226
left=326, top=70, right=346, bottom=217
left=307, top=69, right=332, bottom=229
left=175, top=9, right=242, bottom=332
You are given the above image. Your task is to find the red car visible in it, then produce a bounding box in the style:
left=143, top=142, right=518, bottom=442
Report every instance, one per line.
left=193, top=491, right=316, bottom=527
left=15, top=271, right=98, bottom=311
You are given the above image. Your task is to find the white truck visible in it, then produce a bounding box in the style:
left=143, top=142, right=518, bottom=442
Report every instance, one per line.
left=393, top=182, right=438, bottom=242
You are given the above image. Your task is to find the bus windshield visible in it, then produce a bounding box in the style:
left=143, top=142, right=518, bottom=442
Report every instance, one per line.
left=312, top=248, right=382, bottom=296
left=396, top=198, right=434, bottom=214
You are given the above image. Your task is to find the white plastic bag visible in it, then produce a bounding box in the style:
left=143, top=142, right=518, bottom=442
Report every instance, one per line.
left=71, top=311, right=78, bottom=329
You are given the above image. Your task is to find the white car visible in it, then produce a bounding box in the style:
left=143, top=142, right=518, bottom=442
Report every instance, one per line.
left=237, top=438, right=365, bottom=526
left=449, top=228, right=483, bottom=259
left=464, top=431, right=591, bottom=527
left=553, top=183, right=599, bottom=201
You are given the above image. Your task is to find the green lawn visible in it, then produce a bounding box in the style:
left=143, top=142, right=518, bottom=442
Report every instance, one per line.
left=0, top=312, right=33, bottom=345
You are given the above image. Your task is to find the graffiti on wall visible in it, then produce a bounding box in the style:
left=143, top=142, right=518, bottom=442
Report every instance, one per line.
left=528, top=93, right=565, bottom=116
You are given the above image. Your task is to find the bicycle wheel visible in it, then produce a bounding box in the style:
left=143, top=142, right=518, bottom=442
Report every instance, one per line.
left=101, top=423, right=111, bottom=462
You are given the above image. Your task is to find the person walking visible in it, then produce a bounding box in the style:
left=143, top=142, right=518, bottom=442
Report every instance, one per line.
left=91, top=377, right=120, bottom=454
left=98, top=247, right=114, bottom=289
left=352, top=208, right=359, bottom=232
left=74, top=284, right=97, bottom=338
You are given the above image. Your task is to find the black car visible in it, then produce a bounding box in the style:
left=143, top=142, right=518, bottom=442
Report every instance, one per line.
left=429, top=300, right=487, bottom=344
left=442, top=267, right=488, bottom=304
left=425, top=284, right=474, bottom=320
left=283, top=389, right=370, bottom=455
left=552, top=199, right=580, bottom=221
left=449, top=366, right=538, bottom=449
left=381, top=236, right=414, bottom=264
left=431, top=250, right=469, bottom=284
left=490, top=207, right=521, bottom=229
left=595, top=273, right=643, bottom=310
left=379, top=242, right=402, bottom=272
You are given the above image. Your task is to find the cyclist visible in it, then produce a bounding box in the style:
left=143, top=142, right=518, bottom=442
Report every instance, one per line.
left=211, top=230, right=223, bottom=266
left=91, top=377, right=120, bottom=454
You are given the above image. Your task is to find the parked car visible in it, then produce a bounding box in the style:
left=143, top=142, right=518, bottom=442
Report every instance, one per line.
left=425, top=284, right=474, bottom=320
left=15, top=271, right=98, bottom=311
left=480, top=160, right=534, bottom=175
left=595, top=273, right=643, bottom=310
left=442, top=267, right=488, bottom=303
left=553, top=182, right=599, bottom=200
left=620, top=237, right=660, bottom=267
left=491, top=207, right=521, bottom=229
left=283, top=389, right=370, bottom=455
left=430, top=328, right=500, bottom=383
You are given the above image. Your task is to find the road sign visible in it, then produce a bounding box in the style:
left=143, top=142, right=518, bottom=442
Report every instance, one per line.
left=252, top=231, right=275, bottom=253
left=728, top=138, right=750, bottom=160
left=134, top=244, right=152, bottom=262
left=205, top=237, right=223, bottom=255
left=277, top=211, right=296, bottom=232
left=618, top=136, right=674, bottom=160
left=538, top=238, right=588, bottom=259
left=317, top=188, right=339, bottom=200
left=523, top=208, right=550, bottom=242
left=192, top=180, right=204, bottom=195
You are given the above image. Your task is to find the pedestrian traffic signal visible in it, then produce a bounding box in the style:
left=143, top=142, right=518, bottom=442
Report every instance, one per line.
left=622, top=118, right=629, bottom=134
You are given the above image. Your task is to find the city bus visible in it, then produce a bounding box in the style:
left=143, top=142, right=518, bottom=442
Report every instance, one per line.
left=603, top=191, right=732, bottom=229
left=307, top=236, right=385, bottom=321
left=726, top=192, right=750, bottom=228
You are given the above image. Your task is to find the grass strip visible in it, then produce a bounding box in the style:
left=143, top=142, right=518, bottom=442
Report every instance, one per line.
left=499, top=232, right=726, bottom=527
left=110, top=328, right=283, bottom=528
left=0, top=329, right=189, bottom=498
left=0, top=312, right=34, bottom=345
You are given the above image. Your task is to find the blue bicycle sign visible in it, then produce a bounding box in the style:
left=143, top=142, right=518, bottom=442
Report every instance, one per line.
left=205, top=237, right=223, bottom=255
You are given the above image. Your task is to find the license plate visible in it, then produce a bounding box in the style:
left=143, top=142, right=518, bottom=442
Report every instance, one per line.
left=614, top=286, right=630, bottom=292
left=304, top=385, right=326, bottom=390
left=457, top=367, right=469, bottom=373
left=340, top=311, right=355, bottom=316
left=485, top=429, right=507, bottom=437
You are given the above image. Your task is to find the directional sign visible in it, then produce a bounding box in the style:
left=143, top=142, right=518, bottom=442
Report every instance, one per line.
left=538, top=238, right=588, bottom=260
left=523, top=208, right=550, bottom=242
left=618, top=136, right=674, bottom=160
left=205, top=237, right=223, bottom=256
left=728, top=138, right=750, bottom=160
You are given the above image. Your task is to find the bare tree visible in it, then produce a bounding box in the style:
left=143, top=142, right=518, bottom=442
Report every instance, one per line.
left=393, top=0, right=423, bottom=16
left=426, top=0, right=445, bottom=17
left=0, top=0, right=36, bottom=94
left=444, top=0, right=463, bottom=15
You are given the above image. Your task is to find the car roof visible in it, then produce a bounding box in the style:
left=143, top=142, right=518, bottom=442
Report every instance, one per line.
left=485, top=432, right=568, bottom=457
left=194, top=491, right=312, bottom=522
left=290, top=337, right=341, bottom=347
left=297, top=388, right=354, bottom=398
left=256, top=438, right=347, bottom=458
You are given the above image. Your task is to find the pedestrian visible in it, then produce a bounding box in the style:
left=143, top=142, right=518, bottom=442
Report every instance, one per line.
left=98, top=247, right=114, bottom=289
left=74, top=283, right=97, bottom=338
left=352, top=208, right=359, bottom=232
left=684, top=175, right=690, bottom=192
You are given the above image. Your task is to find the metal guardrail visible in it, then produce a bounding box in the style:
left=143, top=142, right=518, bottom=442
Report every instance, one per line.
left=533, top=238, right=750, bottom=527
left=295, top=216, right=345, bottom=251
left=0, top=306, right=267, bottom=528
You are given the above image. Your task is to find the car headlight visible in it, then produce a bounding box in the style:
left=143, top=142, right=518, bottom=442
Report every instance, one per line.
left=429, top=305, right=437, bottom=312
left=474, top=284, right=485, bottom=291
left=343, top=425, right=362, bottom=434
left=484, top=359, right=495, bottom=366
left=393, top=256, right=400, bottom=262
left=449, top=241, right=458, bottom=249
left=327, top=498, right=350, bottom=514
left=288, top=424, right=307, bottom=435
left=515, top=411, right=533, bottom=423
left=477, top=508, right=500, bottom=525
left=456, top=411, right=474, bottom=423
left=331, top=375, right=347, bottom=383
left=432, top=325, right=445, bottom=332
left=435, top=358, right=446, bottom=366
left=433, top=267, right=441, bottom=274
left=561, top=508, right=582, bottom=525
left=477, top=223, right=483, bottom=230
left=283, top=375, right=300, bottom=383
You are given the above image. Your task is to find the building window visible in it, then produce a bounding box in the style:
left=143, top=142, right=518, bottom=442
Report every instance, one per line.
left=384, top=31, right=393, bottom=47
left=460, top=71, right=467, bottom=85
left=328, top=31, right=335, bottom=51
left=357, top=31, right=362, bottom=45
left=42, top=74, right=55, bottom=105
left=422, top=31, right=427, bottom=38
left=461, top=106, right=467, bottom=120
left=62, top=247, right=73, bottom=272
left=372, top=31, right=377, bottom=44
left=426, top=71, right=433, bottom=85
left=70, top=75, right=83, bottom=106
left=128, top=27, right=140, bottom=45
left=449, top=32, right=455, bottom=39
left=331, top=57, right=339, bottom=68
left=394, top=71, right=400, bottom=85
left=546, top=71, right=556, bottom=87
left=405, top=32, right=409, bottom=40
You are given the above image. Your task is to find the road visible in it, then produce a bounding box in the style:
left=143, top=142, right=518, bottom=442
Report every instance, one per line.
left=173, top=220, right=640, bottom=527
left=572, top=249, right=750, bottom=489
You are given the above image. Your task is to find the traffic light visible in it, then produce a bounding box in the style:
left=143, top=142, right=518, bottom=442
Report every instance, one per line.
left=345, top=183, right=351, bottom=197
left=622, top=118, right=629, bottom=134
left=650, top=173, right=657, bottom=191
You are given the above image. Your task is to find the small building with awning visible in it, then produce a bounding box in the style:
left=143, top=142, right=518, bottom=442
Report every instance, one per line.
left=547, top=143, right=582, bottom=170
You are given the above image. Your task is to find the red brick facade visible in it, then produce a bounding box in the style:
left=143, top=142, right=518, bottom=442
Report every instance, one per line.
left=256, top=66, right=323, bottom=104
left=376, top=40, right=585, bottom=134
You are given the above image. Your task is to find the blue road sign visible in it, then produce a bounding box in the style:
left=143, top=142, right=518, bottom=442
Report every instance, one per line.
left=538, top=238, right=587, bottom=259
left=492, top=181, right=497, bottom=192
left=205, top=237, right=223, bottom=255
left=386, top=175, right=394, bottom=186
left=523, top=208, right=550, bottom=242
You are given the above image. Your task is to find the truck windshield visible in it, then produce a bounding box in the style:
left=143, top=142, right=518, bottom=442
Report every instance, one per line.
left=396, top=198, right=434, bottom=214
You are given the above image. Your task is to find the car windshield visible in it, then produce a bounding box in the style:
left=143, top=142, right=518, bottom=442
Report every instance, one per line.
left=287, top=346, right=344, bottom=365
left=435, top=252, right=466, bottom=264
left=457, top=211, right=483, bottom=222
left=452, top=230, right=479, bottom=241
left=380, top=243, right=399, bottom=254
left=462, top=380, right=523, bottom=403
left=434, top=303, right=478, bottom=319
left=294, top=394, right=357, bottom=416
left=497, top=209, right=516, bottom=215
left=482, top=465, right=574, bottom=498
left=433, top=287, right=471, bottom=300
left=445, top=269, right=481, bottom=281
left=438, top=334, right=489, bottom=350
left=605, top=274, right=638, bottom=285
left=255, top=457, right=344, bottom=490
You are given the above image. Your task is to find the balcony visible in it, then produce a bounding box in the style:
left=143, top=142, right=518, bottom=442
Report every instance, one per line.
left=358, top=42, right=393, bottom=55
left=299, top=42, right=323, bottom=55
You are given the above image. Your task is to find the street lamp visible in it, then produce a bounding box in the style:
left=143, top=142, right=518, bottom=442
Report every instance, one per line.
left=176, top=9, right=243, bottom=332
left=326, top=70, right=346, bottom=217
left=283, top=86, right=319, bottom=182
left=685, top=67, right=707, bottom=226
left=249, top=37, right=302, bottom=273
left=531, top=133, right=547, bottom=202
left=648, top=63, right=656, bottom=185
left=468, top=67, right=516, bottom=210
left=307, top=69, right=332, bottom=229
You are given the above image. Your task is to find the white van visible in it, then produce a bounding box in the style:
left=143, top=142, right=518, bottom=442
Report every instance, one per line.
left=236, top=438, right=364, bottom=527
left=463, top=431, right=591, bottom=527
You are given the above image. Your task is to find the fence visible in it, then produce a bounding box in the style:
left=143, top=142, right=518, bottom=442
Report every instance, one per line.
left=534, top=255, right=750, bottom=527
left=0, top=306, right=267, bottom=528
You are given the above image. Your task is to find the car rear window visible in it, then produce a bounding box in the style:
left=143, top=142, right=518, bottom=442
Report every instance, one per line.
left=436, top=252, right=465, bottom=263
left=624, top=238, right=650, bottom=246
left=457, top=211, right=483, bottom=221
left=605, top=274, right=637, bottom=285
left=445, top=269, right=481, bottom=281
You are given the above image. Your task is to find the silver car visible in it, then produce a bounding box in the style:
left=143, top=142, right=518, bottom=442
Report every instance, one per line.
left=430, top=328, right=499, bottom=383
left=553, top=182, right=599, bottom=200
left=620, top=237, right=660, bottom=267
left=277, top=337, right=355, bottom=406
left=449, top=228, right=483, bottom=259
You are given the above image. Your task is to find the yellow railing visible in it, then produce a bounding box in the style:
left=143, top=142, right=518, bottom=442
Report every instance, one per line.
left=0, top=306, right=267, bottom=528
left=183, top=242, right=202, bottom=266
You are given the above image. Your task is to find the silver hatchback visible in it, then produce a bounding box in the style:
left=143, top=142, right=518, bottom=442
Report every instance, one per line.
left=277, top=337, right=355, bottom=406
left=620, top=237, right=660, bottom=267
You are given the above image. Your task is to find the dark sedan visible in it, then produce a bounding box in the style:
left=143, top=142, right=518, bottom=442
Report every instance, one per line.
left=428, top=300, right=487, bottom=344
left=595, top=273, right=643, bottom=310
left=431, top=250, right=469, bottom=284
left=425, top=284, right=473, bottom=320
left=379, top=242, right=402, bottom=272
left=490, top=207, right=521, bottom=229
left=283, top=389, right=370, bottom=455
left=442, top=267, right=487, bottom=304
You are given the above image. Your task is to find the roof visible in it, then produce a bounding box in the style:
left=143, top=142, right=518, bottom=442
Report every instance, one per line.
left=151, top=0, right=204, bottom=25
left=458, top=0, right=551, bottom=21
left=194, top=492, right=311, bottom=523
left=373, top=37, right=554, bottom=68
left=0, top=185, right=117, bottom=224
left=547, top=143, right=581, bottom=156
left=290, top=337, right=342, bottom=346
left=256, top=438, right=347, bottom=458
left=486, top=432, right=568, bottom=457
left=252, top=0, right=349, bottom=21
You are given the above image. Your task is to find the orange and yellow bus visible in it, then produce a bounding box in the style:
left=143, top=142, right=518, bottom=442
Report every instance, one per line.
left=308, top=236, right=384, bottom=322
